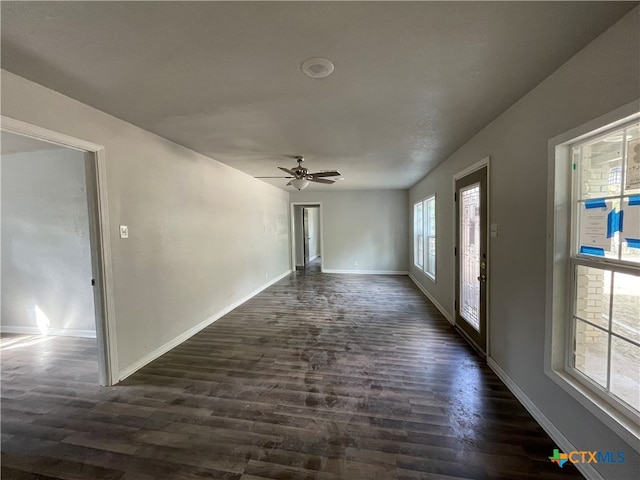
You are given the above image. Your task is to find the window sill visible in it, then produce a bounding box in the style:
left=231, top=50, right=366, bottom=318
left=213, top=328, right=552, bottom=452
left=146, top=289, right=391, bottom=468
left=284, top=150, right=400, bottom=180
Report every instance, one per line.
left=411, top=265, right=436, bottom=283
left=545, top=367, right=640, bottom=453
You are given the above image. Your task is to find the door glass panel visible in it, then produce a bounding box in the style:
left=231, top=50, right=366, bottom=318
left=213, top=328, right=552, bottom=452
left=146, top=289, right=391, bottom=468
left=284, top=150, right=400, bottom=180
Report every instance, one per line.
left=460, top=183, right=481, bottom=330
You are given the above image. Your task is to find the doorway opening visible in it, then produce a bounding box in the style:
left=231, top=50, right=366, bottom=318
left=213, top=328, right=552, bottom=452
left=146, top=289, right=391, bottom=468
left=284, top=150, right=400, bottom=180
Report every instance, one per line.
left=290, top=203, right=323, bottom=274
left=1, top=117, right=116, bottom=386
left=454, top=159, right=490, bottom=356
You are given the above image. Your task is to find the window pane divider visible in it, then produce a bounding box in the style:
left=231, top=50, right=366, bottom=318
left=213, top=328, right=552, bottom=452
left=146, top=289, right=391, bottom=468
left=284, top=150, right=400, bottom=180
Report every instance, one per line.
left=573, top=315, right=608, bottom=332
left=571, top=257, right=640, bottom=276
left=576, top=193, right=634, bottom=203
left=606, top=272, right=614, bottom=391
left=610, top=332, right=640, bottom=350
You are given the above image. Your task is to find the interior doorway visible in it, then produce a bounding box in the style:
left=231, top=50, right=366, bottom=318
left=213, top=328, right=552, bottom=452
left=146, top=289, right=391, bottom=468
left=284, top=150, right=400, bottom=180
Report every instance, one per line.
left=290, top=203, right=323, bottom=273
left=454, top=160, right=489, bottom=355
left=303, top=208, right=310, bottom=266
left=0, top=117, right=115, bottom=385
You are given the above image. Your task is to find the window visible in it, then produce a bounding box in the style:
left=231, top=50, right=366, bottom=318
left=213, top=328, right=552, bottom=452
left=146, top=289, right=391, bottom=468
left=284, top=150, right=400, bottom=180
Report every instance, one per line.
left=413, top=195, right=436, bottom=279
left=413, top=202, right=424, bottom=269
left=548, top=109, right=640, bottom=443
left=425, top=196, right=436, bottom=278
left=570, top=120, right=640, bottom=417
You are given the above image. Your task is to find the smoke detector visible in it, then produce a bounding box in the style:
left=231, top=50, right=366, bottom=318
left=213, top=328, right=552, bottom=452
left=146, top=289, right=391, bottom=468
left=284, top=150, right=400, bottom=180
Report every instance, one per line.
left=301, top=57, right=334, bottom=78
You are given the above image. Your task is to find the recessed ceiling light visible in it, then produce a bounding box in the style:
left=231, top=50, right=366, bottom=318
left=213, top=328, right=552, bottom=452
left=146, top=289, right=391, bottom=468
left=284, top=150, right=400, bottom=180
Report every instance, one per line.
left=301, top=57, right=334, bottom=78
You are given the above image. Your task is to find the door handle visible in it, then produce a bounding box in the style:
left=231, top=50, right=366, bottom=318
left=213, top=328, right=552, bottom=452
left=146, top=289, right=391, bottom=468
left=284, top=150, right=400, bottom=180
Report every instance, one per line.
left=477, top=274, right=486, bottom=282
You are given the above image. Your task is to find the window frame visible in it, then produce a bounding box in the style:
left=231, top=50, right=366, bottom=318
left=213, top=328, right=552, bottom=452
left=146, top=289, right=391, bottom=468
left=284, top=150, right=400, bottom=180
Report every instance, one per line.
left=413, top=201, right=424, bottom=270
left=425, top=195, right=436, bottom=279
left=413, top=195, right=436, bottom=281
left=546, top=104, right=640, bottom=451
left=568, top=119, right=640, bottom=419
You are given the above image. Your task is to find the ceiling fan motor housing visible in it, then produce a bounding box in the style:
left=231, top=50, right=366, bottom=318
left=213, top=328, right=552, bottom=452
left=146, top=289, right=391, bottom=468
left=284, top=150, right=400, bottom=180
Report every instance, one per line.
left=259, top=155, right=341, bottom=189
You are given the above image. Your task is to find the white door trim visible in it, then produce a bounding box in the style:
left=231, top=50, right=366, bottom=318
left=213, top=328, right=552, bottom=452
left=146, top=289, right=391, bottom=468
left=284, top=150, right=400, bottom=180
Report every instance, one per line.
left=290, top=202, right=323, bottom=272
left=452, top=155, right=491, bottom=357
left=1, top=115, right=118, bottom=386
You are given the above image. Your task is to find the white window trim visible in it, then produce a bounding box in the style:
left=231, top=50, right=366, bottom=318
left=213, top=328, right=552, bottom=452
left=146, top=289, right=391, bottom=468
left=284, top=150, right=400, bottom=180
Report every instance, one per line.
left=413, top=195, right=436, bottom=282
left=545, top=102, right=640, bottom=451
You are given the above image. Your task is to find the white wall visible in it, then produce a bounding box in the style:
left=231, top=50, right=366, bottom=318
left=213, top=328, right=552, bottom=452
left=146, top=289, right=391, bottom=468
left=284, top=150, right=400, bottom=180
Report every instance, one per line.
left=290, top=190, right=408, bottom=273
left=1, top=148, right=96, bottom=337
left=1, top=70, right=291, bottom=379
left=410, top=9, right=639, bottom=479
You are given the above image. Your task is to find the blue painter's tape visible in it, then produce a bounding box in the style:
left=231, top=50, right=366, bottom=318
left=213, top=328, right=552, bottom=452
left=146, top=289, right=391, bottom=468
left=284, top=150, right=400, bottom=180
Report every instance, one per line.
left=618, top=210, right=624, bottom=234
left=626, top=238, right=640, bottom=249
left=580, top=246, right=605, bottom=256
left=607, top=211, right=615, bottom=238
left=629, top=196, right=640, bottom=206
left=585, top=199, right=607, bottom=209
left=607, top=210, right=623, bottom=238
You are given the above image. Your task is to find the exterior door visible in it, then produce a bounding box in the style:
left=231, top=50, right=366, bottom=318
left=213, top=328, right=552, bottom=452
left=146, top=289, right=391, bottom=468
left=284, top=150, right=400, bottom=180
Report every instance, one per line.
left=303, top=208, right=310, bottom=266
left=455, top=166, right=488, bottom=354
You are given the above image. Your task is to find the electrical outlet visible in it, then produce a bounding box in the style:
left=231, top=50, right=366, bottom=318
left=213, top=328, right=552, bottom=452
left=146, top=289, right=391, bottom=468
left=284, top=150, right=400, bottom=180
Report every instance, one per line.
left=354, top=261, right=359, bottom=267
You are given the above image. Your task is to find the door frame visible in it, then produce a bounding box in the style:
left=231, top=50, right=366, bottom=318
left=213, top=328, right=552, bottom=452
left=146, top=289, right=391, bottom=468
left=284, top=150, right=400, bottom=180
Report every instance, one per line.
left=452, top=156, right=491, bottom=357
left=1, top=116, right=118, bottom=386
left=290, top=202, right=323, bottom=272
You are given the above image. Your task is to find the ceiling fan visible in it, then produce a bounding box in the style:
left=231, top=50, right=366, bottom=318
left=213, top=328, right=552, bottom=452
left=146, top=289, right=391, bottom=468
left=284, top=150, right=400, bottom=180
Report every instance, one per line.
left=256, top=156, right=341, bottom=190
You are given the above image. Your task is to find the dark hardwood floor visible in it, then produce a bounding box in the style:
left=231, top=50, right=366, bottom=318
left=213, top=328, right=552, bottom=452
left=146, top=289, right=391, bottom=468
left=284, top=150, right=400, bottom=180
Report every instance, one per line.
left=1, top=264, right=584, bottom=479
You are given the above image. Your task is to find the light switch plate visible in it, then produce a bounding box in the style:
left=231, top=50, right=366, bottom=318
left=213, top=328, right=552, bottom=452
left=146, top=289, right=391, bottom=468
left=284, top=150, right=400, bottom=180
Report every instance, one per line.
left=490, top=223, right=498, bottom=238
left=120, top=225, right=129, bottom=239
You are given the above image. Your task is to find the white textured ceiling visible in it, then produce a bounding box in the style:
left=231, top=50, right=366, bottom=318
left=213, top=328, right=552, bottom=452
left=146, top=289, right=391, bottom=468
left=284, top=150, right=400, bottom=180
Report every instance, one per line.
left=1, top=2, right=636, bottom=190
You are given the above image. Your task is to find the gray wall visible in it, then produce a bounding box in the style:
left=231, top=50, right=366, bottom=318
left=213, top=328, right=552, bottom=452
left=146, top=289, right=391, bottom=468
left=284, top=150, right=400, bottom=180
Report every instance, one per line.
left=1, top=147, right=96, bottom=337
left=291, top=190, right=408, bottom=273
left=410, top=9, right=639, bottom=478
left=1, top=70, right=291, bottom=379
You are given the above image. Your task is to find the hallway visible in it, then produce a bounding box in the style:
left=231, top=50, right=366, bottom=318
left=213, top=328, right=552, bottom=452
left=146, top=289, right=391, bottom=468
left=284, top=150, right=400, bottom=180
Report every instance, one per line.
left=1, top=271, right=583, bottom=479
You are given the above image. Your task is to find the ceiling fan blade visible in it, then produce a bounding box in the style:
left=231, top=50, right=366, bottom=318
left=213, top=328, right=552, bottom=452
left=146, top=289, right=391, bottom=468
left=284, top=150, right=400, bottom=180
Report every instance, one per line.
left=278, top=166, right=297, bottom=176
left=308, top=177, right=335, bottom=184
left=255, top=176, right=294, bottom=179
left=308, top=170, right=341, bottom=177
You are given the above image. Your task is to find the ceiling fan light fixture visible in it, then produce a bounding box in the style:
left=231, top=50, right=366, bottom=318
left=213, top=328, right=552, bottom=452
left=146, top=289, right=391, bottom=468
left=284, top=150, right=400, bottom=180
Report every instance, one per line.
left=301, top=57, right=334, bottom=78
left=290, top=178, right=310, bottom=191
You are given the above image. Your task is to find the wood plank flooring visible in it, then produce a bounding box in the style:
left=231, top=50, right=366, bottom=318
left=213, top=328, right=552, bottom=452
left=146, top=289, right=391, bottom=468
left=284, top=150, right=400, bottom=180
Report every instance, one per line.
left=1, top=262, right=584, bottom=479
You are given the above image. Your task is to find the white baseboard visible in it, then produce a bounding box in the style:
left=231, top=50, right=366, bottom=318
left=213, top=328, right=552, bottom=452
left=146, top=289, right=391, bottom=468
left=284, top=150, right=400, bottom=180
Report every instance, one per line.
left=0, top=325, right=96, bottom=338
left=118, top=269, right=292, bottom=382
left=322, top=269, right=408, bottom=275
left=487, top=358, right=604, bottom=480
left=408, top=274, right=453, bottom=324
left=309, top=254, right=319, bottom=262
